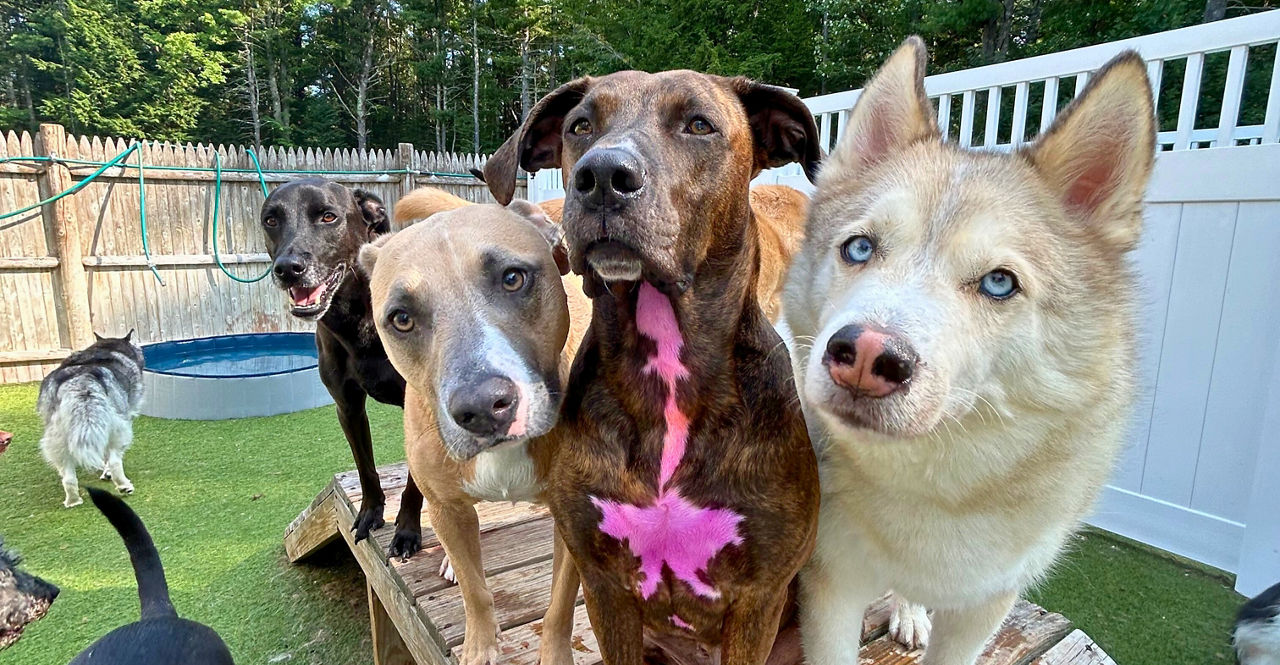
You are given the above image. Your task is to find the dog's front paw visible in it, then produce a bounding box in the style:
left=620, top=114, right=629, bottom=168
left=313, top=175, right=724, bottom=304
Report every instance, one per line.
left=888, top=595, right=931, bottom=651
left=388, top=527, right=422, bottom=561
left=536, top=640, right=574, bottom=665
left=117, top=483, right=134, bottom=495
left=352, top=503, right=387, bottom=543
left=63, top=495, right=83, bottom=508
left=460, top=627, right=500, bottom=665
left=438, top=554, right=456, bottom=584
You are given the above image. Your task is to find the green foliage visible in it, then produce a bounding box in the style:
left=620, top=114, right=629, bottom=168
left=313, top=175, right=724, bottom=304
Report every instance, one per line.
left=0, top=0, right=1274, bottom=151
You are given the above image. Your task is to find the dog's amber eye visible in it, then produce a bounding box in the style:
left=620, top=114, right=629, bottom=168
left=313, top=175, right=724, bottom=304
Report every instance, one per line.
left=685, top=117, right=715, bottom=135
left=319, top=212, right=338, bottom=224
left=501, top=268, right=527, bottom=292
left=840, top=235, right=875, bottom=264
left=978, top=270, right=1019, bottom=299
left=263, top=217, right=278, bottom=228
left=569, top=119, right=592, bottom=136
left=389, top=310, right=414, bottom=332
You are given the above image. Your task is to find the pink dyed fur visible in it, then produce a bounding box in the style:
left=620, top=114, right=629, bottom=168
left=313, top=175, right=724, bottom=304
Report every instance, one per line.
left=591, top=283, right=745, bottom=600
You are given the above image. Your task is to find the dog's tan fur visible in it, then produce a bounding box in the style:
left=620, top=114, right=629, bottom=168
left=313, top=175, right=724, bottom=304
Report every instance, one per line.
left=782, top=39, right=1154, bottom=665
left=362, top=189, right=591, bottom=665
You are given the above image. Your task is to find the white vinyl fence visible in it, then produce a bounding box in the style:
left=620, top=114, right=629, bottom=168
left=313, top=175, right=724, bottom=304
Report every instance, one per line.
left=531, top=12, right=1280, bottom=596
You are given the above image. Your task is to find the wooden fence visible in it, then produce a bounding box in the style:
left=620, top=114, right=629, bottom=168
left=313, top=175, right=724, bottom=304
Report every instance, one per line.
left=0, top=124, right=519, bottom=383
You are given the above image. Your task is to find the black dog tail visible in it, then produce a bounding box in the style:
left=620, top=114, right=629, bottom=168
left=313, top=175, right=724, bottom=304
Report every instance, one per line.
left=87, top=488, right=177, bottom=621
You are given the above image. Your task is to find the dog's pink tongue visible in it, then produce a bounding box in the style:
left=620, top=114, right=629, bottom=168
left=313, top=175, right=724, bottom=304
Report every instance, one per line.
left=290, top=284, right=321, bottom=306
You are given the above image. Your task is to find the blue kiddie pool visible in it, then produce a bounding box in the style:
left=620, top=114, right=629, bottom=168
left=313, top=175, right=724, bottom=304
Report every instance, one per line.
left=139, top=333, right=332, bottom=420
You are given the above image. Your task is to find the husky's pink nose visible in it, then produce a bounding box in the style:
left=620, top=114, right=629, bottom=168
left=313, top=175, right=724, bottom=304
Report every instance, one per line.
left=825, top=324, right=917, bottom=397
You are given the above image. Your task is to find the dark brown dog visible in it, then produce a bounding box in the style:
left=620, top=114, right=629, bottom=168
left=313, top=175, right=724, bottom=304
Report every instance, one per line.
left=484, top=71, right=821, bottom=665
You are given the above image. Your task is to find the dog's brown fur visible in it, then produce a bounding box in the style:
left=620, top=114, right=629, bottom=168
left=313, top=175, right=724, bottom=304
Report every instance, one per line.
left=379, top=183, right=809, bottom=665
left=484, top=71, right=821, bottom=665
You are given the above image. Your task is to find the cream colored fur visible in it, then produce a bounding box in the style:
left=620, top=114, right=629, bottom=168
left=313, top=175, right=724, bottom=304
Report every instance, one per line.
left=782, top=38, right=1155, bottom=665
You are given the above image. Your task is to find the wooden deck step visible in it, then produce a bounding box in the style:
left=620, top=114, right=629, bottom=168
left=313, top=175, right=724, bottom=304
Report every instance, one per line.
left=284, top=463, right=1115, bottom=665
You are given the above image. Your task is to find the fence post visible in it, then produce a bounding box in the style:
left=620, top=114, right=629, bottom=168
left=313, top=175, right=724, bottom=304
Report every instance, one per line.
left=37, top=123, right=93, bottom=349
left=398, top=143, right=415, bottom=201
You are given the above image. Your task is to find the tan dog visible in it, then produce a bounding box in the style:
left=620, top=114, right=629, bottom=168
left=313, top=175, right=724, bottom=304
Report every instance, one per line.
left=360, top=189, right=589, bottom=665
left=783, top=39, right=1154, bottom=665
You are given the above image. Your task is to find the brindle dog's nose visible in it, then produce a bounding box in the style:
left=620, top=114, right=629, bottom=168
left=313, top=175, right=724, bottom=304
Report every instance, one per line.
left=448, top=376, right=520, bottom=437
left=573, top=147, right=645, bottom=210
left=825, top=324, right=918, bottom=397
left=273, top=254, right=307, bottom=280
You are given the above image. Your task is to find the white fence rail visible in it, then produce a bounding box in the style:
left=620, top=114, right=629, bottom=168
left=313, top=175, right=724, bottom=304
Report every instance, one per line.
left=530, top=12, right=1280, bottom=596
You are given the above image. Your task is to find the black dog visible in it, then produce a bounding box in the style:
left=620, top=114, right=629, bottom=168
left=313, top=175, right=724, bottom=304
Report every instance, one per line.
left=70, top=488, right=233, bottom=664
left=0, top=538, right=58, bottom=650
left=260, top=178, right=422, bottom=557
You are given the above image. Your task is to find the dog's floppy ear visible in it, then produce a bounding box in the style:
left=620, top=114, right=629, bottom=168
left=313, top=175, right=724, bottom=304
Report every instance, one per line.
left=357, top=233, right=396, bottom=277
left=732, top=79, right=822, bottom=183
left=354, top=188, right=390, bottom=236
left=507, top=199, right=570, bottom=275
left=1028, top=51, right=1155, bottom=253
left=823, top=36, right=938, bottom=185
left=483, top=77, right=592, bottom=205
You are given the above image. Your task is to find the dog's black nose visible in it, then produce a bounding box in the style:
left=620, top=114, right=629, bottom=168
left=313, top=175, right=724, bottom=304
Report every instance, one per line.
left=825, top=324, right=918, bottom=397
left=273, top=255, right=306, bottom=281
left=448, top=376, right=520, bottom=437
left=572, top=147, right=645, bottom=210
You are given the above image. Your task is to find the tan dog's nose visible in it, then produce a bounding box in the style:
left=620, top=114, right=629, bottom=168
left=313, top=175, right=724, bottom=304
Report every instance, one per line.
left=825, top=324, right=917, bottom=397
left=448, top=376, right=520, bottom=437
left=572, top=147, right=645, bottom=211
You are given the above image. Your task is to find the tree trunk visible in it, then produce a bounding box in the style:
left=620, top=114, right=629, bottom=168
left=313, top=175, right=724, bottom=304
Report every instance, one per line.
left=1204, top=0, right=1227, bottom=22
left=244, top=41, right=263, bottom=147
left=994, top=0, right=1016, bottom=63
left=471, top=0, right=480, bottom=152
left=521, top=24, right=531, bottom=121
left=355, top=23, right=376, bottom=152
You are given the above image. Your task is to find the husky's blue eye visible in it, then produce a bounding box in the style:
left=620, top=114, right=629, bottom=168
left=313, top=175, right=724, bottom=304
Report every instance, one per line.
left=979, top=269, right=1019, bottom=299
left=840, top=235, right=875, bottom=264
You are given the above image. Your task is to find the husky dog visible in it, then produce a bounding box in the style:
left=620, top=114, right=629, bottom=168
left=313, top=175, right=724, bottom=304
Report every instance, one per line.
left=0, top=539, right=59, bottom=650
left=782, top=38, right=1155, bottom=665
left=38, top=331, right=145, bottom=508
left=1237, top=582, right=1280, bottom=665
left=70, top=488, right=234, bottom=664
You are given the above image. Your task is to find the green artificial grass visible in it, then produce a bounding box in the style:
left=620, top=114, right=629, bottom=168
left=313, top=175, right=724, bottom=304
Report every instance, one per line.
left=0, top=381, right=1247, bottom=664
left=0, top=382, right=404, bottom=665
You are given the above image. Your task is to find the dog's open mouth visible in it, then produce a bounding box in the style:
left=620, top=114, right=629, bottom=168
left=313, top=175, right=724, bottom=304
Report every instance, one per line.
left=287, top=264, right=346, bottom=317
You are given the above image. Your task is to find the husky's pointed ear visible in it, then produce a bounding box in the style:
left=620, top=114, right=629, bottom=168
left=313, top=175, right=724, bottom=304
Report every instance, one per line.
left=1029, top=51, right=1155, bottom=253
left=357, top=233, right=395, bottom=277
left=507, top=199, right=570, bottom=275
left=93, top=332, right=104, bottom=342
left=823, top=36, right=937, bottom=185
left=483, top=78, right=592, bottom=205
left=731, top=79, right=822, bottom=183
left=125, top=329, right=134, bottom=341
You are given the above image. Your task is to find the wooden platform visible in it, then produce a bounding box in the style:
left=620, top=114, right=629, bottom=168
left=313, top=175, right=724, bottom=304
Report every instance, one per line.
left=284, top=463, right=1117, bottom=665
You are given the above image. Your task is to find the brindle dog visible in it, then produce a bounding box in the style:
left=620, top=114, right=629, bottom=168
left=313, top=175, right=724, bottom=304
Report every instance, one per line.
left=260, top=178, right=422, bottom=558
left=484, top=72, right=821, bottom=665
